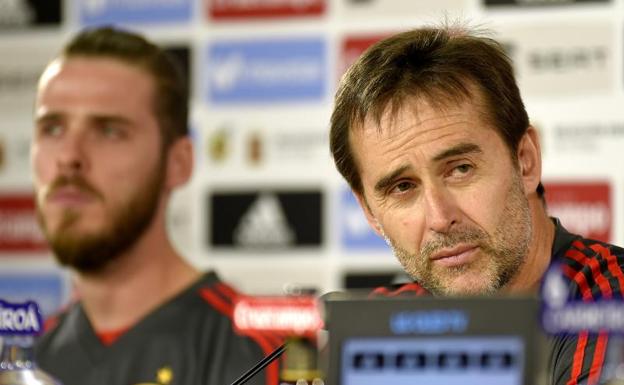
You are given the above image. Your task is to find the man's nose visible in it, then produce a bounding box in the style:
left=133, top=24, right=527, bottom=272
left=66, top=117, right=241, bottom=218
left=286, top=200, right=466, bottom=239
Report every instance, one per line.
left=56, top=130, right=87, bottom=175
left=423, top=184, right=459, bottom=234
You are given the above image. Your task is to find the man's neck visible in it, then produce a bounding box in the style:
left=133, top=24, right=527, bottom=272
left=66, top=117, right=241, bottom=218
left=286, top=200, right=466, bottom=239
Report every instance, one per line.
left=73, top=218, right=200, bottom=332
left=506, top=198, right=555, bottom=294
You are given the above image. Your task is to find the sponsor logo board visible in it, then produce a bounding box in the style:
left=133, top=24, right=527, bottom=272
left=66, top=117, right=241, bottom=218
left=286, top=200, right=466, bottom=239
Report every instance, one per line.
left=0, top=0, right=62, bottom=28
left=497, top=22, right=613, bottom=97
left=340, top=187, right=389, bottom=251
left=339, top=34, right=389, bottom=79
left=208, top=0, right=325, bottom=19
left=205, top=122, right=328, bottom=168
left=206, top=38, right=325, bottom=104
left=0, top=135, right=5, bottom=173
left=338, top=0, right=468, bottom=18
left=0, top=194, right=47, bottom=252
left=0, top=41, right=59, bottom=116
left=544, top=181, right=611, bottom=242
left=206, top=123, right=233, bottom=164
left=0, top=130, right=32, bottom=184
left=0, top=270, right=69, bottom=317
left=552, top=121, right=624, bottom=153
left=266, top=128, right=327, bottom=164
left=78, top=0, right=192, bottom=25
left=209, top=189, right=322, bottom=249
left=485, top=0, right=609, bottom=6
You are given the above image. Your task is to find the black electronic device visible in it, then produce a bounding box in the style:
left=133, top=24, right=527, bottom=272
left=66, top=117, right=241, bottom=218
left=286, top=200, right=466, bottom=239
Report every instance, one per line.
left=323, top=294, right=546, bottom=385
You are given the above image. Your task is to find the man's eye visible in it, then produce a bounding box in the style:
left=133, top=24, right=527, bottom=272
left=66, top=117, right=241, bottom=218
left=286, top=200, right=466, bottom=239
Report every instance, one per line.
left=455, top=164, right=473, bottom=173
left=449, top=163, right=474, bottom=178
left=393, top=181, right=413, bottom=193
left=40, top=124, right=62, bottom=137
left=99, top=125, right=123, bottom=138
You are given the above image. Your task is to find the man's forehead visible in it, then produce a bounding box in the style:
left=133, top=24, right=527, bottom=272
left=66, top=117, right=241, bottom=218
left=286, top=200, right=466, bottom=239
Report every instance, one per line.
left=355, top=79, right=492, bottom=131
left=355, top=96, right=490, bottom=144
left=349, top=97, right=508, bottom=179
left=37, top=56, right=155, bottom=104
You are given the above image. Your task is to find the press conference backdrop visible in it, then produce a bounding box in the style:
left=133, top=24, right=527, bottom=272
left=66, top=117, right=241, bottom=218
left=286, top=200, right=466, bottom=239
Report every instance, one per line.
left=0, top=0, right=622, bottom=314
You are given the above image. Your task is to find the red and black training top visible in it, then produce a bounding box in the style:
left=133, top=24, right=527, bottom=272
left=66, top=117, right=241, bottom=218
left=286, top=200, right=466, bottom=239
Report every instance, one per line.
left=371, top=219, right=624, bottom=385
left=35, top=272, right=283, bottom=385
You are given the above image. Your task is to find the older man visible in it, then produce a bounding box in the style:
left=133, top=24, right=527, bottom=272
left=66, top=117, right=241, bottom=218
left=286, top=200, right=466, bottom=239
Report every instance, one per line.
left=330, top=24, right=624, bottom=385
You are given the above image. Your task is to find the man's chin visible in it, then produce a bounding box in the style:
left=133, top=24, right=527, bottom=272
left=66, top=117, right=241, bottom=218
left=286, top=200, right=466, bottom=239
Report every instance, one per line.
left=54, top=249, right=113, bottom=274
left=429, top=271, right=498, bottom=296
left=47, top=220, right=108, bottom=241
left=49, top=233, right=114, bottom=271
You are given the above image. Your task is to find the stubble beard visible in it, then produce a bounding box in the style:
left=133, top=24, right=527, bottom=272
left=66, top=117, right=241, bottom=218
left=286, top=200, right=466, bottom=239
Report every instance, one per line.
left=382, top=172, right=533, bottom=296
left=37, top=160, right=165, bottom=274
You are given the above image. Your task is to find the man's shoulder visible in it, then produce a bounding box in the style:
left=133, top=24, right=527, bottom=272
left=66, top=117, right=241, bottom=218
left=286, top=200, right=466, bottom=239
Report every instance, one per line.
left=557, top=235, right=624, bottom=264
left=184, top=271, right=255, bottom=324
left=554, top=234, right=624, bottom=299
left=35, top=300, right=83, bottom=360
left=36, top=273, right=283, bottom=385
left=553, top=219, right=624, bottom=262
left=187, top=271, right=286, bottom=344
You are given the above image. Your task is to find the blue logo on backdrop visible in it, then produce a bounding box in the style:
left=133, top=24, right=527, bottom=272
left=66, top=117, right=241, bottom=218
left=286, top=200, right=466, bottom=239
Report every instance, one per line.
left=78, top=0, right=192, bottom=25
left=0, top=272, right=68, bottom=318
left=390, top=310, right=469, bottom=335
left=340, top=187, right=390, bottom=251
left=207, top=38, right=325, bottom=104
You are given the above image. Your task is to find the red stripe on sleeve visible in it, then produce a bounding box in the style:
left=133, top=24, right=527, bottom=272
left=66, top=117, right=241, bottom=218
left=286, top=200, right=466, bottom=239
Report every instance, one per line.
left=215, top=282, right=240, bottom=301
left=561, top=264, right=579, bottom=280
left=590, top=260, right=612, bottom=299
left=200, top=287, right=283, bottom=385
left=561, top=264, right=593, bottom=302
left=564, top=242, right=618, bottom=385
left=572, top=240, right=587, bottom=251
left=588, top=331, right=608, bottom=385
left=565, top=249, right=611, bottom=298
left=592, top=244, right=624, bottom=297
left=567, top=331, right=589, bottom=385
left=562, top=261, right=592, bottom=385
left=199, top=287, right=234, bottom=317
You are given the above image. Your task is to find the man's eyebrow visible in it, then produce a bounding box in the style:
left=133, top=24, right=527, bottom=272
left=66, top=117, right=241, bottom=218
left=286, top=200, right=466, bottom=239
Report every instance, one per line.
left=374, top=164, right=411, bottom=194
left=372, top=143, right=483, bottom=194
left=35, top=113, right=133, bottom=126
left=35, top=112, right=62, bottom=125
left=91, top=115, right=133, bottom=126
left=432, top=143, right=483, bottom=162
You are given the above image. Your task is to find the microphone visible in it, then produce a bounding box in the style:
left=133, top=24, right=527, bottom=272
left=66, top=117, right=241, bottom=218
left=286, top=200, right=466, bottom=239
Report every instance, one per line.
left=229, top=295, right=324, bottom=385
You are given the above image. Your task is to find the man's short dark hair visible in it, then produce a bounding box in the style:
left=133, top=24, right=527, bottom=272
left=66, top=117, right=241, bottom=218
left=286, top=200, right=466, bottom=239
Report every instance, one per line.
left=330, top=23, right=545, bottom=198
left=62, top=26, right=189, bottom=149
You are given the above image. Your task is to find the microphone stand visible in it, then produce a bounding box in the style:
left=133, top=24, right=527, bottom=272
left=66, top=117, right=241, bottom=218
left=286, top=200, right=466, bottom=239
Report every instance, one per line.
left=229, top=343, right=288, bottom=385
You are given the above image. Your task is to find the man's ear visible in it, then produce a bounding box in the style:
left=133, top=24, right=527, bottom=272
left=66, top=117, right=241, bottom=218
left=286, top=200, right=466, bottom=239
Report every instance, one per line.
left=517, top=126, right=542, bottom=196
left=165, top=136, right=194, bottom=190
left=354, top=191, right=384, bottom=237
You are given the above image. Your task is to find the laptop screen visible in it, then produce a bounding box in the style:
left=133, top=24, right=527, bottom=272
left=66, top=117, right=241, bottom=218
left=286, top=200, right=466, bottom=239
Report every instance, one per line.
left=323, top=295, right=544, bottom=385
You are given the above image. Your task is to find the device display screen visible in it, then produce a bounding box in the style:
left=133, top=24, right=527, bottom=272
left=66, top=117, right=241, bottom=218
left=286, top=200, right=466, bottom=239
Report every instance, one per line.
left=341, top=336, right=524, bottom=385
